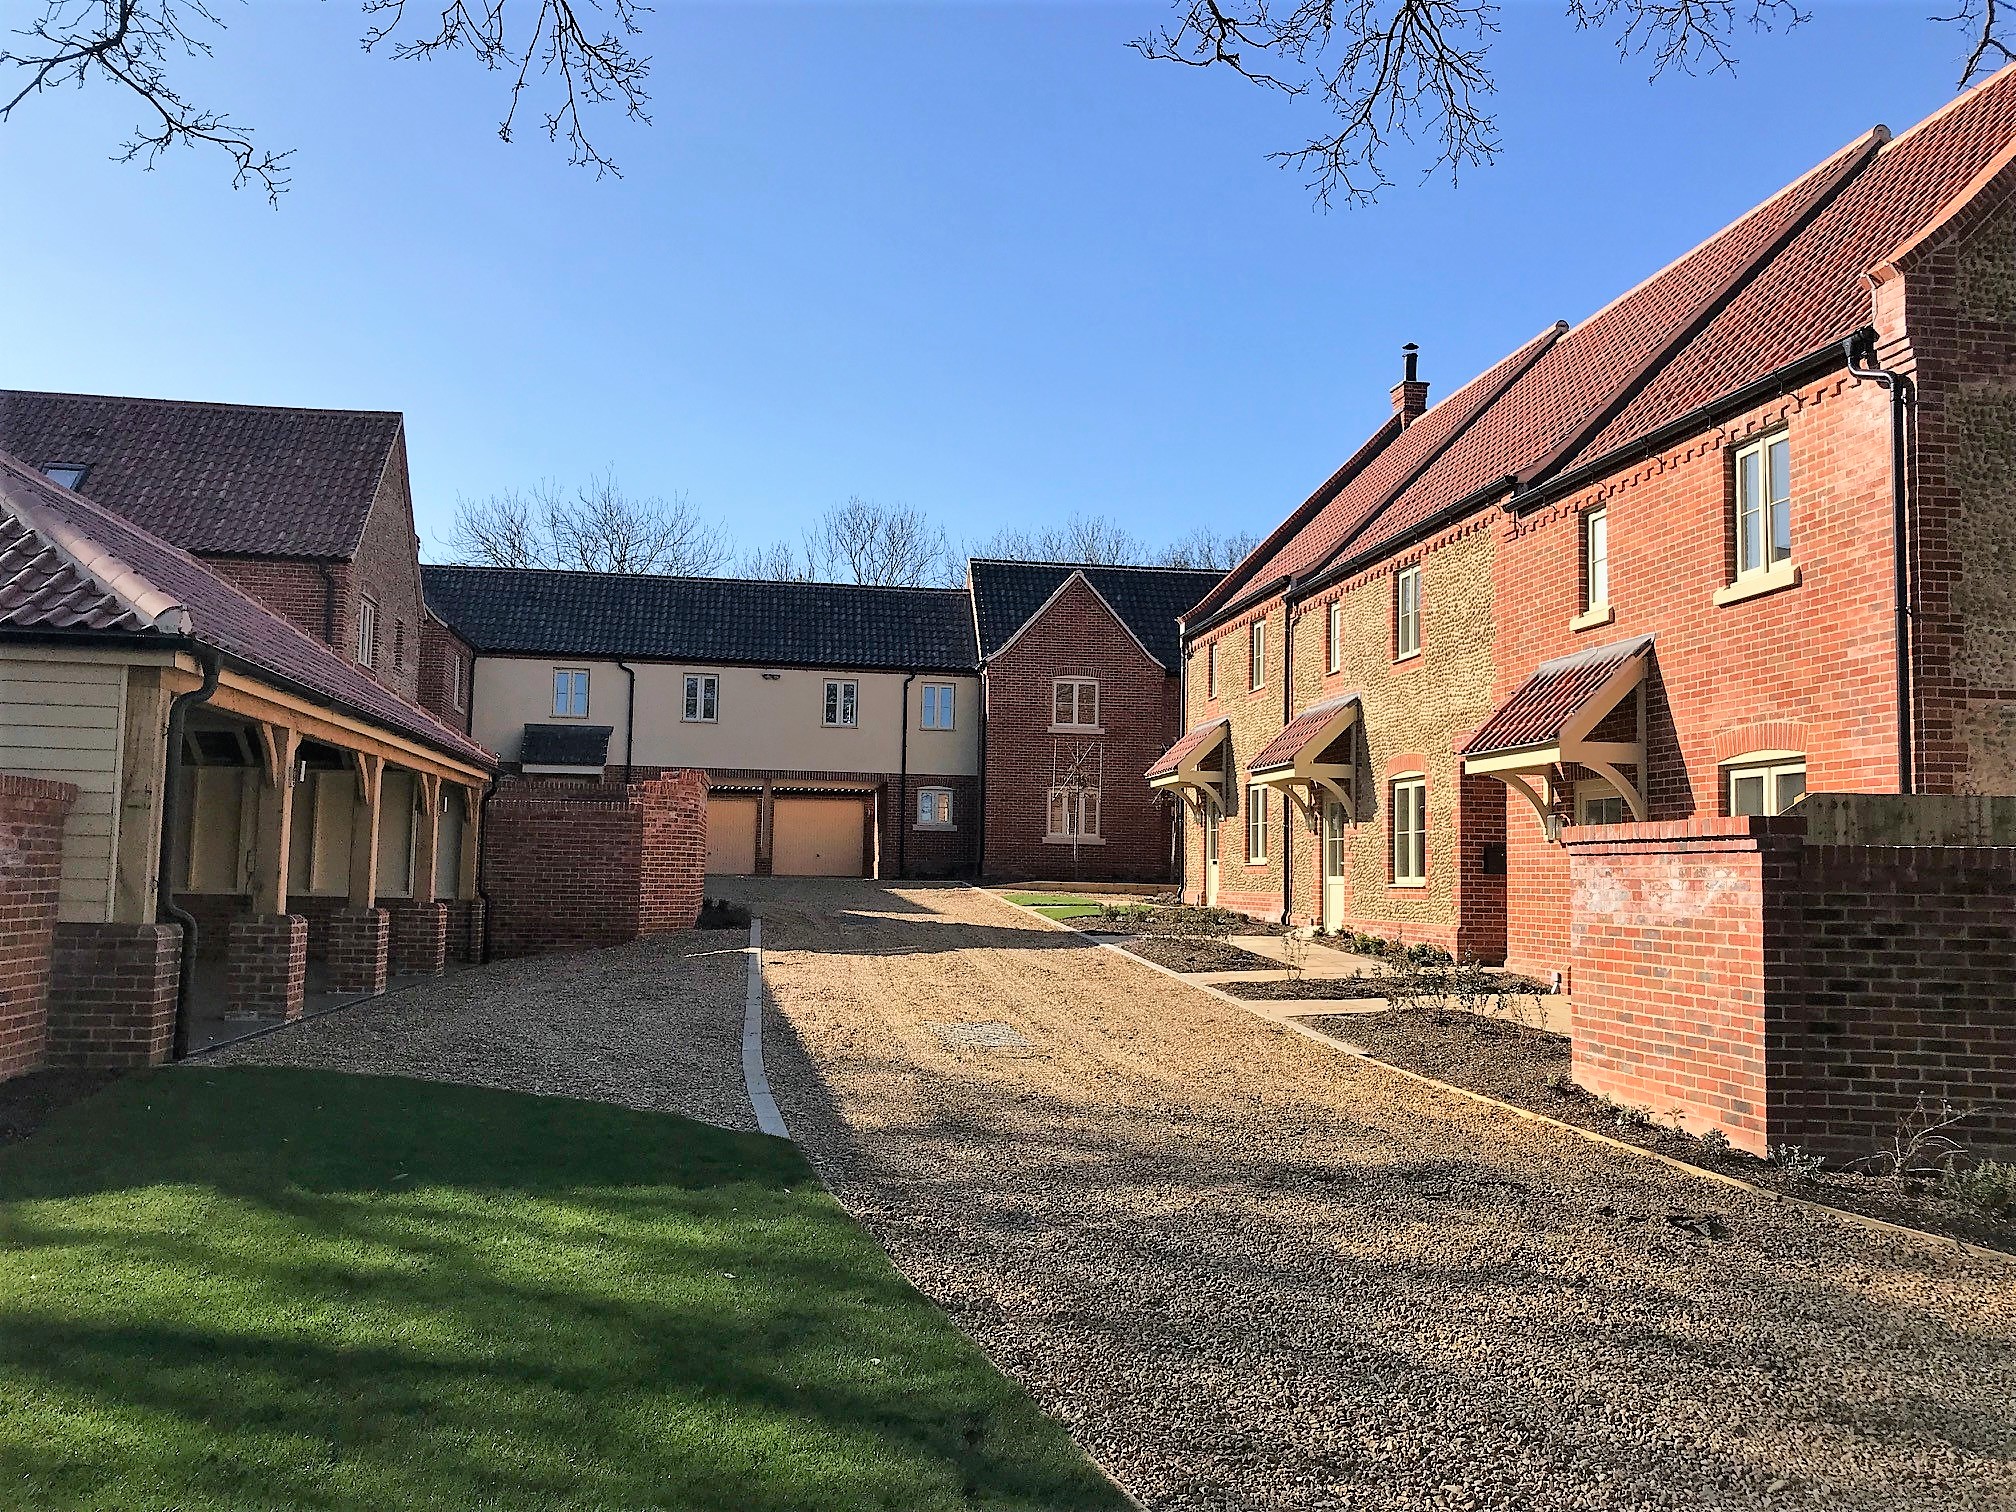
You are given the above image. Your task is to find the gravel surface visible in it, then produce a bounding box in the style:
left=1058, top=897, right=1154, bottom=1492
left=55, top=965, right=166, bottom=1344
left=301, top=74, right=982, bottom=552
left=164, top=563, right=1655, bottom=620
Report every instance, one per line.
left=726, top=877, right=2016, bottom=1512
left=1320, top=1010, right=2016, bottom=1255
left=1120, top=937, right=1285, bottom=974
left=207, top=929, right=757, bottom=1132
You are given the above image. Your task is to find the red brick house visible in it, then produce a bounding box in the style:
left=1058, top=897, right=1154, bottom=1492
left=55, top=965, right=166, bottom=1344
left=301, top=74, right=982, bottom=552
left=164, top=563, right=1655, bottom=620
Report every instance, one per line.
left=969, top=560, right=1221, bottom=881
left=1156, top=69, right=2016, bottom=1157
left=0, top=391, right=453, bottom=710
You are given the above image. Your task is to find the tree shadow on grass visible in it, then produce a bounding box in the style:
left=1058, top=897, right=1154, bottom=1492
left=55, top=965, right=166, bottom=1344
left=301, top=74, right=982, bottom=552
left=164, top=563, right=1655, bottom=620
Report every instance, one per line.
left=0, top=1067, right=1131, bottom=1512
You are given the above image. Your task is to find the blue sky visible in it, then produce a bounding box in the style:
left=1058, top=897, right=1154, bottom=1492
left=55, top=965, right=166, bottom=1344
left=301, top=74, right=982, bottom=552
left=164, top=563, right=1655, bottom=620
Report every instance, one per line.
left=0, top=2, right=1980, bottom=562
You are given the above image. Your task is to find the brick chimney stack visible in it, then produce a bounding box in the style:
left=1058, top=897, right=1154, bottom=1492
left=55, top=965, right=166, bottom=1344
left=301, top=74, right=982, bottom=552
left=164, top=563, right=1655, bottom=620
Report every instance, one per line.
left=1390, top=343, right=1429, bottom=426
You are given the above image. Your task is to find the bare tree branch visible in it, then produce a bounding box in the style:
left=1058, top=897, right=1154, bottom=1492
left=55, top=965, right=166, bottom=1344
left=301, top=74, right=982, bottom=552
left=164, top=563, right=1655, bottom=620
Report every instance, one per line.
left=794, top=497, right=960, bottom=587
left=447, top=472, right=729, bottom=575
left=0, top=0, right=292, bottom=202
left=1935, top=0, right=2016, bottom=84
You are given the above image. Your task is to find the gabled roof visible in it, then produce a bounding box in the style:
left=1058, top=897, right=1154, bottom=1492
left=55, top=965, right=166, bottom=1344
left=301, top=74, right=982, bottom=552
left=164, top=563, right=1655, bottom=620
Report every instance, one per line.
left=0, top=451, right=492, bottom=770
left=423, top=565, right=981, bottom=672
left=1146, top=718, right=1230, bottom=783
left=1250, top=693, right=1361, bottom=773
left=0, top=390, right=402, bottom=559
left=968, top=560, right=1224, bottom=668
left=1461, top=636, right=1652, bottom=758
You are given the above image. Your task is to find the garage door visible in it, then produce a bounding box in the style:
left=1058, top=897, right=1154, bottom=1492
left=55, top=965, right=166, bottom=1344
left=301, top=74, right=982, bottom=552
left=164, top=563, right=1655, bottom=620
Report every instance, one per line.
left=706, top=795, right=759, bottom=875
left=772, top=797, right=866, bottom=877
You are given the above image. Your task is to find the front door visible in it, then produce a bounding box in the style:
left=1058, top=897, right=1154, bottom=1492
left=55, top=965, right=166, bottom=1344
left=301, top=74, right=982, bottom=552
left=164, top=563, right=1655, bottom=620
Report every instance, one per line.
left=1321, top=800, right=1347, bottom=933
left=1203, top=801, right=1220, bottom=907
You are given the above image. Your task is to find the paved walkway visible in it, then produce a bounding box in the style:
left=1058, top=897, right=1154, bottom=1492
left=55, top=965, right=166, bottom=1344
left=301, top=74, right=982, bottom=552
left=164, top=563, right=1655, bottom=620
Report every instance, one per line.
left=728, top=878, right=2015, bottom=1512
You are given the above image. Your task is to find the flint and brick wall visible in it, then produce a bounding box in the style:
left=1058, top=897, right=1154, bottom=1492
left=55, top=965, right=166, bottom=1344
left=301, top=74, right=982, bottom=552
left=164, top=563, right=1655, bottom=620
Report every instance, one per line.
left=983, top=576, right=1182, bottom=882
left=485, top=770, right=708, bottom=957
left=0, top=775, right=77, bottom=1078
left=1181, top=600, right=1289, bottom=918
left=1565, top=815, right=2016, bottom=1161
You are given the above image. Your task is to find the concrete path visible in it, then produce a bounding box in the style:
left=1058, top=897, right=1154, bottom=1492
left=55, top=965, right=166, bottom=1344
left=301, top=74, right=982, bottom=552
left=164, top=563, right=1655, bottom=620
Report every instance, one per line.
left=728, top=877, right=2015, bottom=1512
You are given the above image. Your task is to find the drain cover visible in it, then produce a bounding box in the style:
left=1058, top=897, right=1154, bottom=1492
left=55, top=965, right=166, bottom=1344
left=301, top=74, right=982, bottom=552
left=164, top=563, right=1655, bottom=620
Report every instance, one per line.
left=927, top=1020, right=1028, bottom=1049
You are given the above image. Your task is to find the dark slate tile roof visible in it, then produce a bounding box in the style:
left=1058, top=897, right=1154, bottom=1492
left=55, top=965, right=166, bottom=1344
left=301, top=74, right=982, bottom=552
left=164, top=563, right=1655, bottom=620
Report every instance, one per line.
left=0, top=451, right=493, bottom=770
left=1461, top=636, right=1653, bottom=757
left=520, top=723, right=614, bottom=767
left=968, top=560, right=1226, bottom=668
left=422, top=566, right=981, bottom=671
left=0, top=390, right=401, bottom=559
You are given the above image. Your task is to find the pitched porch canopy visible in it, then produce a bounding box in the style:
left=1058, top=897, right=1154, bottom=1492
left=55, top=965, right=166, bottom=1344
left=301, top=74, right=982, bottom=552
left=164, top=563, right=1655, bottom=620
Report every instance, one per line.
left=1146, top=718, right=1230, bottom=806
left=1248, top=693, right=1362, bottom=821
left=1460, top=635, right=1653, bottom=839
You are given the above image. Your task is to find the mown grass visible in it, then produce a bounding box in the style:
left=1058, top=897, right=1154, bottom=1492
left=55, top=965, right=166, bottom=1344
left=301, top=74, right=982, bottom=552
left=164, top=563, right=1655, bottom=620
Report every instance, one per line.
left=1000, top=893, right=1106, bottom=920
left=0, top=1067, right=1128, bottom=1511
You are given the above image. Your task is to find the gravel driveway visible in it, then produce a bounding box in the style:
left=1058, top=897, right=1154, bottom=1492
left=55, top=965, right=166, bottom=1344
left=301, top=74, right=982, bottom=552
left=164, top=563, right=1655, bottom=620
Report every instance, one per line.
left=207, top=928, right=756, bottom=1132
left=728, top=878, right=2016, bottom=1512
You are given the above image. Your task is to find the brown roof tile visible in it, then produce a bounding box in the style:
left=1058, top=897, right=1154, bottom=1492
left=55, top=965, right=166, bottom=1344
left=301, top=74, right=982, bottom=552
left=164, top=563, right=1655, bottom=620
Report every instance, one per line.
left=0, top=390, right=401, bottom=559
left=1462, top=636, right=1652, bottom=757
left=0, top=451, right=491, bottom=770
left=1250, top=694, right=1360, bottom=772
left=1146, top=718, right=1229, bottom=781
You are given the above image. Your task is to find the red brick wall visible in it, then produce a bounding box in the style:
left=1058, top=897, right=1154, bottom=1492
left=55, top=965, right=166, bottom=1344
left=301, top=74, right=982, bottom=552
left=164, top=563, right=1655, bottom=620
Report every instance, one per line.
left=485, top=771, right=707, bottom=958
left=1495, top=373, right=1901, bottom=982
left=1565, top=817, right=2016, bottom=1161
left=0, top=774, right=77, bottom=1079
left=203, top=557, right=346, bottom=648
left=982, top=576, right=1182, bottom=881
left=46, top=922, right=181, bottom=1069
left=226, top=914, right=308, bottom=1019
left=418, top=614, right=475, bottom=734
left=327, top=908, right=390, bottom=995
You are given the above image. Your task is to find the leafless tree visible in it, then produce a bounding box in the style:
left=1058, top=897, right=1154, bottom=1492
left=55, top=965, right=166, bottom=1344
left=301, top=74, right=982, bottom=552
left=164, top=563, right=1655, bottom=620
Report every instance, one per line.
left=445, top=472, right=730, bottom=575
left=1134, top=1, right=2016, bottom=207
left=744, top=497, right=960, bottom=586
left=971, top=512, right=1148, bottom=566
left=1156, top=524, right=1259, bottom=570
left=1, top=0, right=648, bottom=202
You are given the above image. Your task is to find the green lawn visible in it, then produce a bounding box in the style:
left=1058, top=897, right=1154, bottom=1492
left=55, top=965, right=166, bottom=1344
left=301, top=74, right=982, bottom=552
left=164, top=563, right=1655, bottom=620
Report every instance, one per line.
left=0, top=1068, right=1128, bottom=1511
left=1001, top=893, right=1107, bottom=920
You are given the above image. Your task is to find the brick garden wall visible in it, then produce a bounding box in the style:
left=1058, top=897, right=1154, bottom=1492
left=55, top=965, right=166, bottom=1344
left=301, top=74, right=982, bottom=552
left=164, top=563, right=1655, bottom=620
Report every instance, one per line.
left=0, top=774, right=77, bottom=1079
left=1565, top=814, right=2016, bottom=1161
left=983, top=576, right=1181, bottom=882
left=46, top=923, right=180, bottom=1069
left=485, top=770, right=707, bottom=957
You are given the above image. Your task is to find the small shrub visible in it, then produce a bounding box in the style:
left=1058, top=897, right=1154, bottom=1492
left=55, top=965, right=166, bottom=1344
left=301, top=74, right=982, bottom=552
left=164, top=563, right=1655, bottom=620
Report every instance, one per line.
left=1859, top=1096, right=1972, bottom=1190
left=1450, top=956, right=1500, bottom=1022
left=1407, top=942, right=1453, bottom=967
left=1281, top=928, right=1312, bottom=984
left=1544, top=1070, right=1577, bottom=1096
left=1937, top=1159, right=2016, bottom=1216
left=1770, top=1144, right=1827, bottom=1182
left=1611, top=1101, right=1654, bottom=1131
left=1696, top=1128, right=1734, bottom=1159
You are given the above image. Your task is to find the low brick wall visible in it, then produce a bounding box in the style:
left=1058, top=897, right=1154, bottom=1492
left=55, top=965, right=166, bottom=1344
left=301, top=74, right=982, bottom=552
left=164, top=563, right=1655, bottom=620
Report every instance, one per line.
left=327, top=908, right=391, bottom=996
left=0, top=774, right=77, bottom=1079
left=226, top=914, right=308, bottom=1019
left=444, top=898, right=485, bottom=963
left=46, top=922, right=181, bottom=1069
left=388, top=900, right=449, bottom=976
left=485, top=771, right=707, bottom=959
left=1565, top=814, right=2016, bottom=1161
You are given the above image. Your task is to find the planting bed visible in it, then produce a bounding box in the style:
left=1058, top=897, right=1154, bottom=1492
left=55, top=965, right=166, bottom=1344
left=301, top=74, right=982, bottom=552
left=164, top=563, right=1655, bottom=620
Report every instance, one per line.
left=0, top=1069, right=122, bottom=1150
left=1117, top=936, right=1282, bottom=974
left=1312, top=1008, right=2016, bottom=1254
left=1078, top=905, right=1286, bottom=938
left=1217, top=976, right=1391, bottom=1002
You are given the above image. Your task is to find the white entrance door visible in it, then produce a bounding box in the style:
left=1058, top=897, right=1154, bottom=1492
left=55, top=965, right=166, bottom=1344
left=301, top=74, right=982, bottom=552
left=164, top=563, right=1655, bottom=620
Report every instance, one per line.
left=1322, top=800, right=1348, bottom=933
left=1203, top=801, right=1220, bottom=906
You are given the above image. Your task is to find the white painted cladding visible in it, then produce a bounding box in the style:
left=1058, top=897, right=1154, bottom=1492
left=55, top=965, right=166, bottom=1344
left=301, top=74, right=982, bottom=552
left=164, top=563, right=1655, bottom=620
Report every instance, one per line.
left=0, top=656, right=126, bottom=922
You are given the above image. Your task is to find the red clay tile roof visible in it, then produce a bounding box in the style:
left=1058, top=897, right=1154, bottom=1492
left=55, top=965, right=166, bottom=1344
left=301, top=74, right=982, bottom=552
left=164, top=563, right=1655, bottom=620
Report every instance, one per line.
left=1342, top=128, right=1882, bottom=563
left=1250, top=694, right=1360, bottom=772
left=1197, top=326, right=1562, bottom=624
left=1146, top=718, right=1229, bottom=781
left=1563, top=66, right=2016, bottom=471
left=0, top=390, right=401, bottom=559
left=0, top=451, right=492, bottom=770
left=1461, top=636, right=1652, bottom=757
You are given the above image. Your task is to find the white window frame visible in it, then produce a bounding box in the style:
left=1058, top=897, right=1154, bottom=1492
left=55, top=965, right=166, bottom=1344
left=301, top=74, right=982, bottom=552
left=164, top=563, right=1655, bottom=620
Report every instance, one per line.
left=683, top=673, right=720, bottom=724
left=1246, top=783, right=1269, bottom=862
left=1726, top=756, right=1807, bottom=817
left=1045, top=787, right=1100, bottom=840
left=1576, top=780, right=1627, bottom=827
left=1052, top=678, right=1100, bottom=731
left=916, top=786, right=954, bottom=828
left=1206, top=641, right=1219, bottom=699
left=450, top=654, right=467, bottom=713
left=1583, top=507, right=1609, bottom=612
left=823, top=679, right=859, bottom=728
left=921, top=682, right=956, bottom=730
left=42, top=463, right=87, bottom=490
left=1390, top=774, right=1426, bottom=885
left=552, top=667, right=590, bottom=719
left=356, top=597, right=378, bottom=669
left=1394, top=566, right=1421, bottom=661
left=1249, top=620, right=1266, bottom=690
left=1733, top=431, right=1792, bottom=579
left=1327, top=601, right=1345, bottom=675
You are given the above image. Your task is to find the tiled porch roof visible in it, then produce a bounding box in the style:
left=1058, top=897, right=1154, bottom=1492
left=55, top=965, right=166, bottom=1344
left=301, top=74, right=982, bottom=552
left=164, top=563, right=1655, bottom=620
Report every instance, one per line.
left=0, top=451, right=494, bottom=770
left=1250, top=694, right=1361, bottom=773
left=1461, top=636, right=1653, bottom=758
left=1146, top=718, right=1229, bottom=781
